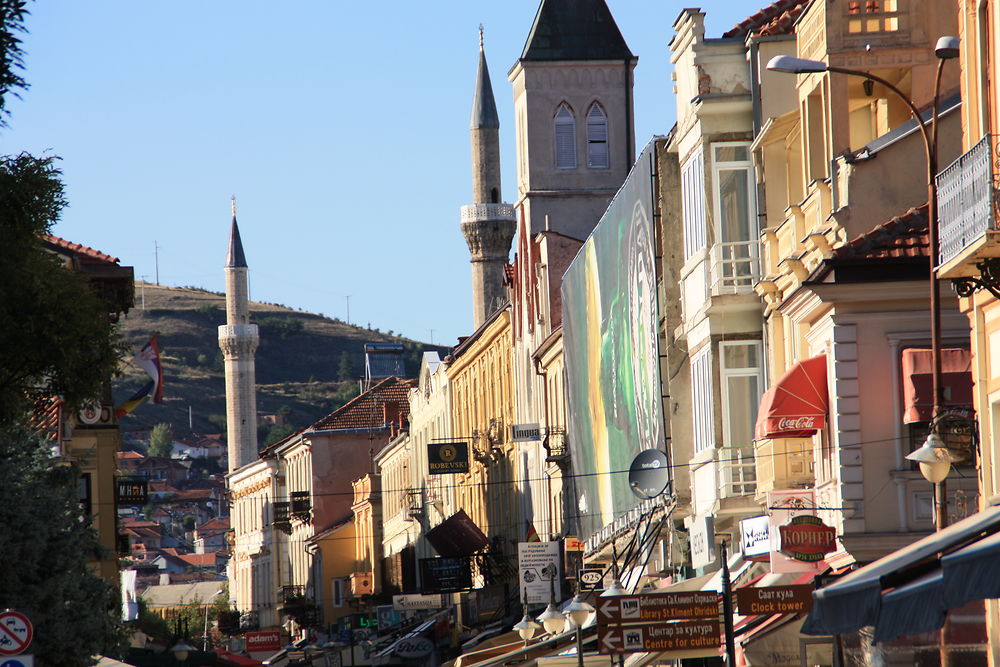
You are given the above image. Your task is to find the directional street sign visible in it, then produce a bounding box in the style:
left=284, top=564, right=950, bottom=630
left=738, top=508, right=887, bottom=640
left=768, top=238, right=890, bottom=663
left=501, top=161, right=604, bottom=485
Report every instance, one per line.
left=0, top=611, right=32, bottom=656
left=597, top=591, right=719, bottom=623
left=735, top=585, right=813, bottom=616
left=598, top=619, right=721, bottom=654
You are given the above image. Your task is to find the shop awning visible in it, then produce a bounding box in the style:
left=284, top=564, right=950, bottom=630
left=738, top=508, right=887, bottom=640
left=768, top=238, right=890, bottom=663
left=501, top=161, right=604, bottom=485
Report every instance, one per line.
left=754, top=355, right=828, bottom=439
left=426, top=509, right=489, bottom=556
left=901, top=348, right=973, bottom=423
left=802, top=504, right=1000, bottom=642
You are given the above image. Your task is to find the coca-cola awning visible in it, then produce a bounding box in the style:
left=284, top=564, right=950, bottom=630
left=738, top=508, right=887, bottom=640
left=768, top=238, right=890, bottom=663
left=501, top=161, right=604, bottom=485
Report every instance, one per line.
left=901, top=347, right=973, bottom=423
left=754, top=355, right=828, bottom=440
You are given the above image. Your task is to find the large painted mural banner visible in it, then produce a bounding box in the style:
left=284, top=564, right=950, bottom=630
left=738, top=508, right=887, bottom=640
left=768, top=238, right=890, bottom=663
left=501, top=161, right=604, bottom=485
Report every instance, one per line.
left=562, top=140, right=665, bottom=540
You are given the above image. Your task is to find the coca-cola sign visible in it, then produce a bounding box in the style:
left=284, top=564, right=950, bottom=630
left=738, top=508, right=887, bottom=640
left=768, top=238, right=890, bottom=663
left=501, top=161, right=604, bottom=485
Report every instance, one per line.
left=764, top=414, right=825, bottom=437
left=779, top=515, right=836, bottom=562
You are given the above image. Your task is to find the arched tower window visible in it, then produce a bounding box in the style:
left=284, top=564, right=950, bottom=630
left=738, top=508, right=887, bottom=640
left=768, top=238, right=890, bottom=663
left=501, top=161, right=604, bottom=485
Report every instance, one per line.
left=586, top=103, right=609, bottom=168
left=554, top=104, right=577, bottom=169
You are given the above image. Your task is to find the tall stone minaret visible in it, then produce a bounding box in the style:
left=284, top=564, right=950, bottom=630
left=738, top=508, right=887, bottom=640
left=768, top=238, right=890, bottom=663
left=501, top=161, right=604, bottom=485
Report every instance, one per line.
left=219, top=198, right=259, bottom=472
left=461, top=27, right=516, bottom=329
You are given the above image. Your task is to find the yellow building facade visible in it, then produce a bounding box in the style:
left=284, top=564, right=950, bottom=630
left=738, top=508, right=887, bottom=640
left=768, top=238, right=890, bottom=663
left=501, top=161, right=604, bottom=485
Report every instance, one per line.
left=446, top=309, right=518, bottom=566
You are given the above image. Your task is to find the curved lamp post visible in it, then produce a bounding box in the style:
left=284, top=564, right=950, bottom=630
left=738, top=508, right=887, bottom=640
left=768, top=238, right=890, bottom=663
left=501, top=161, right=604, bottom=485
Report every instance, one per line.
left=537, top=603, right=567, bottom=636
left=514, top=613, right=542, bottom=647
left=768, top=37, right=961, bottom=665
left=766, top=37, right=960, bottom=530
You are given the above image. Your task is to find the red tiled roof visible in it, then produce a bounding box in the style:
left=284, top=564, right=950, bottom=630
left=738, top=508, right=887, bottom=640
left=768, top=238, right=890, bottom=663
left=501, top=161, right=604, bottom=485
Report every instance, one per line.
left=176, top=553, right=219, bottom=567
left=830, top=205, right=929, bottom=260
left=40, top=233, right=120, bottom=265
left=30, top=397, right=62, bottom=443
left=309, top=377, right=416, bottom=432
left=117, top=450, right=145, bottom=460
left=197, top=517, right=230, bottom=532
left=723, top=0, right=810, bottom=39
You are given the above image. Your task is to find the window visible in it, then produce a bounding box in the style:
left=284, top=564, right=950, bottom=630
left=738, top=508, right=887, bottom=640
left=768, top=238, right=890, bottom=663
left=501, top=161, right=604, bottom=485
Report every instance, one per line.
left=554, top=104, right=577, bottom=169
left=586, top=103, right=609, bottom=168
left=720, top=341, right=763, bottom=449
left=712, top=143, right=756, bottom=245
left=691, top=347, right=715, bottom=454
left=682, top=148, right=706, bottom=260
left=847, top=0, right=900, bottom=34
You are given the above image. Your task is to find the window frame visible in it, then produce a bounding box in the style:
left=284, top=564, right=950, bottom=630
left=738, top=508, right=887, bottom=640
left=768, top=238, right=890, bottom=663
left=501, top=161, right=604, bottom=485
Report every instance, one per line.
left=554, top=103, right=577, bottom=169
left=719, top=340, right=764, bottom=450
left=681, top=147, right=707, bottom=261
left=586, top=102, right=609, bottom=169
left=691, top=347, right=715, bottom=455
left=711, top=141, right=757, bottom=246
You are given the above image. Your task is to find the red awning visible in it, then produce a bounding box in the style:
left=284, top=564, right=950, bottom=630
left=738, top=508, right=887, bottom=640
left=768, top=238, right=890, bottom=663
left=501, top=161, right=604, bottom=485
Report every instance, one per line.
left=901, top=348, right=973, bottom=423
left=754, top=355, right=828, bottom=439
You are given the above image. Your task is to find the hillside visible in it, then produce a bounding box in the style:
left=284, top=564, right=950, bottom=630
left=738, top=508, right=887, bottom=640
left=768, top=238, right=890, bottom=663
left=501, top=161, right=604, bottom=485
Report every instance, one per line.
left=114, top=282, right=446, bottom=443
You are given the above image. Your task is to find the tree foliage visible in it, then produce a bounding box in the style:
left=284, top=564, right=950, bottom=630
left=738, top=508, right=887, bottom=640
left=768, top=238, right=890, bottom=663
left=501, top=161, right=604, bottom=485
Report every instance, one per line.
left=0, top=424, right=125, bottom=665
left=148, top=422, right=174, bottom=458
left=0, top=0, right=28, bottom=126
left=0, top=153, right=125, bottom=424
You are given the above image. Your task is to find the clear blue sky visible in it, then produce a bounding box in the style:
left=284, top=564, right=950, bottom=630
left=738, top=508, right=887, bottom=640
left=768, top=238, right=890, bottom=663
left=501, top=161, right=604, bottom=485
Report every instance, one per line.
left=5, top=1, right=750, bottom=346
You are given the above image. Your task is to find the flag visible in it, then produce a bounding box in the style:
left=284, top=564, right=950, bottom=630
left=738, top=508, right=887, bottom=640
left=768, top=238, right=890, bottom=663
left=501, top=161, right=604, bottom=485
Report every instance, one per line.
left=526, top=521, right=540, bottom=543
left=114, top=336, right=164, bottom=418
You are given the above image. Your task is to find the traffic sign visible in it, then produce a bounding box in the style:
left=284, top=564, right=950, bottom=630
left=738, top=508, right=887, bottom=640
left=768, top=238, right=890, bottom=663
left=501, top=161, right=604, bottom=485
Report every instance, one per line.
left=0, top=611, right=32, bottom=656
left=598, top=619, right=720, bottom=654
left=578, top=567, right=604, bottom=590
left=597, top=591, right=718, bottom=623
left=1, top=656, right=33, bottom=667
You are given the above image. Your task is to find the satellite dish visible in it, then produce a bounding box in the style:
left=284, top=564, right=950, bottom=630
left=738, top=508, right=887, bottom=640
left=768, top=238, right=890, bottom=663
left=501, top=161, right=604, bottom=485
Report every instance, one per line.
left=628, top=449, right=670, bottom=499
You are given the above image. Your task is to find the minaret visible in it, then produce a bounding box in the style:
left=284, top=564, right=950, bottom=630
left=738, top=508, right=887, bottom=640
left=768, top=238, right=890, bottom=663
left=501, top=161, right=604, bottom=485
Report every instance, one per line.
left=219, top=197, right=259, bottom=472
left=461, top=27, right=516, bottom=329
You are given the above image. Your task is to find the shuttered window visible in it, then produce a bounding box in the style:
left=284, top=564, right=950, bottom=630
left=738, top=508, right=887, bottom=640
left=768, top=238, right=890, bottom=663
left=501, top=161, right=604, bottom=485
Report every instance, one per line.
left=554, top=104, right=576, bottom=169
left=586, top=103, right=609, bottom=168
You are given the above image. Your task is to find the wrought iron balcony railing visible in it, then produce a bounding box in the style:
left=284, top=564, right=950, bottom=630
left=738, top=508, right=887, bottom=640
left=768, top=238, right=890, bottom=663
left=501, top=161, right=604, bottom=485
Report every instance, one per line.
left=937, top=134, right=998, bottom=267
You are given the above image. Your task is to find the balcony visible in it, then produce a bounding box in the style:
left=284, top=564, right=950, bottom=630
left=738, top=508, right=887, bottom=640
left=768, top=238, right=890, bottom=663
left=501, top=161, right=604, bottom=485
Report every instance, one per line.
left=272, top=501, right=291, bottom=534
left=937, top=134, right=1000, bottom=276
left=753, top=437, right=813, bottom=500
left=718, top=447, right=757, bottom=498
left=711, top=241, right=760, bottom=295
left=459, top=203, right=515, bottom=224
left=281, top=585, right=306, bottom=603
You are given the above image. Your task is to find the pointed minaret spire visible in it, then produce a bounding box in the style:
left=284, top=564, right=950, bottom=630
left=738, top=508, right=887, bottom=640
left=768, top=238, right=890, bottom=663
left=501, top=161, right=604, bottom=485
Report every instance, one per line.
left=219, top=198, right=259, bottom=472
left=470, top=26, right=500, bottom=131
left=226, top=196, right=248, bottom=269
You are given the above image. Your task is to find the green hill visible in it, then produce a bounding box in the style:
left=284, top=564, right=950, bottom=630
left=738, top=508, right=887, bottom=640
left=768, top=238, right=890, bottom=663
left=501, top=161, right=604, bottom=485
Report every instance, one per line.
left=114, top=282, right=445, bottom=444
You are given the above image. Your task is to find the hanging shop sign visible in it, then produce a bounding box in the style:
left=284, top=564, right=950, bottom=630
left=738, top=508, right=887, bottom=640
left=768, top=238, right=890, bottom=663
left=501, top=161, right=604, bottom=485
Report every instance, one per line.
left=779, top=515, right=837, bottom=562
left=115, top=478, right=148, bottom=506
left=510, top=423, right=541, bottom=442
left=690, top=515, right=716, bottom=569
left=736, top=585, right=814, bottom=615
left=420, top=557, right=472, bottom=593
left=427, top=442, right=469, bottom=475
left=739, top=515, right=770, bottom=560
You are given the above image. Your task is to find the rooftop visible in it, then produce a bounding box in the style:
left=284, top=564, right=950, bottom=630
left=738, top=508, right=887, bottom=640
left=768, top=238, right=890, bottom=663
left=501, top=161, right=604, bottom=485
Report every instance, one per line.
left=519, top=0, right=633, bottom=62
left=723, top=0, right=809, bottom=39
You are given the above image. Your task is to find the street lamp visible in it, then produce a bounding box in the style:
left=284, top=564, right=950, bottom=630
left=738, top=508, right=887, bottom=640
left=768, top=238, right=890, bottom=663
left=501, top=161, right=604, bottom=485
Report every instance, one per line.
left=766, top=39, right=961, bottom=521
left=171, top=639, right=195, bottom=663
left=537, top=603, right=567, bottom=636
left=564, top=594, right=595, bottom=667
left=203, top=587, right=224, bottom=651
left=599, top=578, right=627, bottom=598
left=513, top=614, right=542, bottom=647
left=769, top=37, right=960, bottom=665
